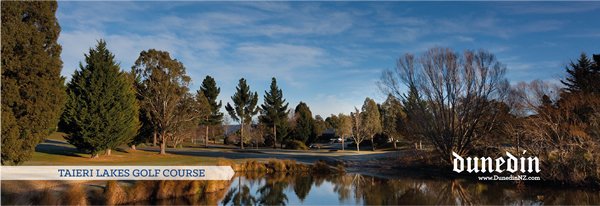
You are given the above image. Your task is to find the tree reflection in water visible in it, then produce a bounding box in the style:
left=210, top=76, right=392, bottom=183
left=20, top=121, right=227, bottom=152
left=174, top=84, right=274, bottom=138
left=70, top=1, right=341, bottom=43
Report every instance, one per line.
left=218, top=172, right=600, bottom=205
left=3, top=173, right=599, bottom=205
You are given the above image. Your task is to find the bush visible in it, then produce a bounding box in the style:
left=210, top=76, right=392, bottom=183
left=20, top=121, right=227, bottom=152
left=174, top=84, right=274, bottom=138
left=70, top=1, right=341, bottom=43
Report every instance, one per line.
left=62, top=184, right=88, bottom=205
left=311, top=160, right=345, bottom=174
left=104, top=181, right=126, bottom=205
left=542, top=147, right=600, bottom=186
left=284, top=140, right=309, bottom=150
left=265, top=159, right=310, bottom=172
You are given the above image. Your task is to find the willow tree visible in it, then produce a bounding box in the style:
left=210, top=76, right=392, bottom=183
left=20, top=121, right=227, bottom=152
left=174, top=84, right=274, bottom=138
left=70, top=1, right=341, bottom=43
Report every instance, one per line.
left=260, top=77, right=289, bottom=148
left=132, top=49, right=193, bottom=154
left=199, top=75, right=223, bottom=146
left=225, top=78, right=259, bottom=149
left=379, top=47, right=509, bottom=163
left=61, top=40, right=140, bottom=157
left=1, top=1, right=66, bottom=165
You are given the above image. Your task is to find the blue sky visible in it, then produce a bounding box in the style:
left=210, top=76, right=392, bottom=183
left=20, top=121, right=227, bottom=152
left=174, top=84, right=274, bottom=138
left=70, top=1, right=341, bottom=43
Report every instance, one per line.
left=56, top=2, right=600, bottom=118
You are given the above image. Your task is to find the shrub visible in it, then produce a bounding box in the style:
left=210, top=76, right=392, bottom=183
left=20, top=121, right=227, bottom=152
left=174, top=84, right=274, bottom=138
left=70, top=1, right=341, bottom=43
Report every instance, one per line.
left=104, top=181, right=126, bottom=205
left=62, top=184, right=88, bottom=206
left=311, top=160, right=345, bottom=174
left=127, top=181, right=155, bottom=202
left=284, top=140, right=309, bottom=150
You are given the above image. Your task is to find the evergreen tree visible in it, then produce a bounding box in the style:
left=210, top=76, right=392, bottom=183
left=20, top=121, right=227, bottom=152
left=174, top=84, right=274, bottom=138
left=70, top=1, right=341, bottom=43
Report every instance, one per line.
left=130, top=106, right=153, bottom=150
left=380, top=94, right=406, bottom=149
left=132, top=49, right=192, bottom=154
left=1, top=1, right=66, bottom=165
left=60, top=40, right=140, bottom=157
left=401, top=84, right=427, bottom=149
left=199, top=75, right=223, bottom=146
left=195, top=90, right=212, bottom=146
left=561, top=53, right=600, bottom=94
left=312, top=115, right=327, bottom=143
left=225, top=78, right=259, bottom=149
left=291, top=102, right=315, bottom=144
left=361, top=98, right=382, bottom=151
left=276, top=118, right=291, bottom=148
left=259, top=77, right=289, bottom=149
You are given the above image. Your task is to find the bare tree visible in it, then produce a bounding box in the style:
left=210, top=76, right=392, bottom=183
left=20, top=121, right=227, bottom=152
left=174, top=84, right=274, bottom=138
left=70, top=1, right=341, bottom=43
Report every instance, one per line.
left=337, top=113, right=353, bottom=151
left=379, top=47, right=509, bottom=163
left=514, top=80, right=600, bottom=183
left=249, top=123, right=267, bottom=149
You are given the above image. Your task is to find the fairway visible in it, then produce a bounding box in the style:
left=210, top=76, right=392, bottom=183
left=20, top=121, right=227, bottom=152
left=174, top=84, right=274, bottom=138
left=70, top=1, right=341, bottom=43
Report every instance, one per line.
left=26, top=133, right=238, bottom=166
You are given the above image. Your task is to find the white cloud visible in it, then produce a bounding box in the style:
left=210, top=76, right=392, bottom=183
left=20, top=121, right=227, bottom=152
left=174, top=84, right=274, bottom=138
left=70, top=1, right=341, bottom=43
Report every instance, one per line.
left=59, top=30, right=104, bottom=78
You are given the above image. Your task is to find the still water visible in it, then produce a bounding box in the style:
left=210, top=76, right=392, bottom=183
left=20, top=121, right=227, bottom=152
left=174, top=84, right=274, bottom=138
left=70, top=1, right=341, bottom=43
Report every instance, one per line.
left=2, top=172, right=600, bottom=205
left=217, top=172, right=600, bottom=205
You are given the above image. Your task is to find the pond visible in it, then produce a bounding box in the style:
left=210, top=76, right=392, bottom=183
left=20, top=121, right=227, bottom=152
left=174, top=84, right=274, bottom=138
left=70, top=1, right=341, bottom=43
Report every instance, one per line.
left=217, top=172, right=600, bottom=205
left=2, top=171, right=600, bottom=205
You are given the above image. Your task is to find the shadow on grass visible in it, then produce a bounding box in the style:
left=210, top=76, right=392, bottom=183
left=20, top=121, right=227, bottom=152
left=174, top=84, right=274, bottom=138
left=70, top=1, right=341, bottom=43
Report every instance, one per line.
left=115, top=148, right=129, bottom=153
left=35, top=140, right=83, bottom=158
left=43, top=139, right=69, bottom=145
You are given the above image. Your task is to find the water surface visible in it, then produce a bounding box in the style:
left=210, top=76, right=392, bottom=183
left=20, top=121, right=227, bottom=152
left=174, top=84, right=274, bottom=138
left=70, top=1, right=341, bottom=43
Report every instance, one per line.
left=218, top=172, right=600, bottom=205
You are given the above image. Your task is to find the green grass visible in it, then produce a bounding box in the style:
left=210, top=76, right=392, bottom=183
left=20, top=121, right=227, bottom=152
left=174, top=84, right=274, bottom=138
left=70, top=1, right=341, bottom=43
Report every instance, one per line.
left=24, top=132, right=243, bottom=166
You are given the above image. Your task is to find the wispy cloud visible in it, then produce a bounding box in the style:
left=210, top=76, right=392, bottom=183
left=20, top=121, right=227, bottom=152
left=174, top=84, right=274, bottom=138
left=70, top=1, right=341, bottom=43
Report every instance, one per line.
left=499, top=2, right=600, bottom=14
left=56, top=1, right=600, bottom=116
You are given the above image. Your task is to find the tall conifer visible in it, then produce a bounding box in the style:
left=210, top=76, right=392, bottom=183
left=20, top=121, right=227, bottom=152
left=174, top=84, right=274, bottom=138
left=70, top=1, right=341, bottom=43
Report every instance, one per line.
left=259, top=77, right=289, bottom=148
left=292, top=102, right=315, bottom=144
left=60, top=40, right=140, bottom=157
left=199, top=76, right=223, bottom=146
left=225, top=78, right=259, bottom=149
left=1, top=1, right=66, bottom=165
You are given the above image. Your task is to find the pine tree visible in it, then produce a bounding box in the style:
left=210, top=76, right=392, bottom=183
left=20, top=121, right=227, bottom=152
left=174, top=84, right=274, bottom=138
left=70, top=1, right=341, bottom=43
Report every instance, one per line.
left=291, top=102, right=315, bottom=144
left=199, top=75, right=223, bottom=146
left=561, top=53, right=600, bottom=94
left=259, top=77, right=289, bottom=149
left=401, top=84, right=427, bottom=149
left=1, top=1, right=66, bottom=165
left=225, top=78, right=259, bottom=149
left=195, top=90, right=212, bottom=145
left=60, top=40, right=140, bottom=157
left=380, top=94, right=406, bottom=149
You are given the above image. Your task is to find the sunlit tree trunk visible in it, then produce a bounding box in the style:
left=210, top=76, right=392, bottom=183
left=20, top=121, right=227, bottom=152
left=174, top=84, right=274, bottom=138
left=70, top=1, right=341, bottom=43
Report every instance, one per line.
left=153, top=131, right=157, bottom=147
left=159, top=132, right=167, bottom=154
left=273, top=126, right=277, bottom=149
left=205, top=122, right=209, bottom=148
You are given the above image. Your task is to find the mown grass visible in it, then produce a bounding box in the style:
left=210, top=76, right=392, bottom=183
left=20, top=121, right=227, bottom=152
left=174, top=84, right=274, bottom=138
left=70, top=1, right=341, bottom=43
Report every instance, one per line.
left=25, top=132, right=250, bottom=166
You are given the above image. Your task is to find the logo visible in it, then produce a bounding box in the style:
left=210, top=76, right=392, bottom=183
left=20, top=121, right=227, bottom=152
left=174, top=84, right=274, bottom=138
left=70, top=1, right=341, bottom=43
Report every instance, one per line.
left=452, top=151, right=540, bottom=174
